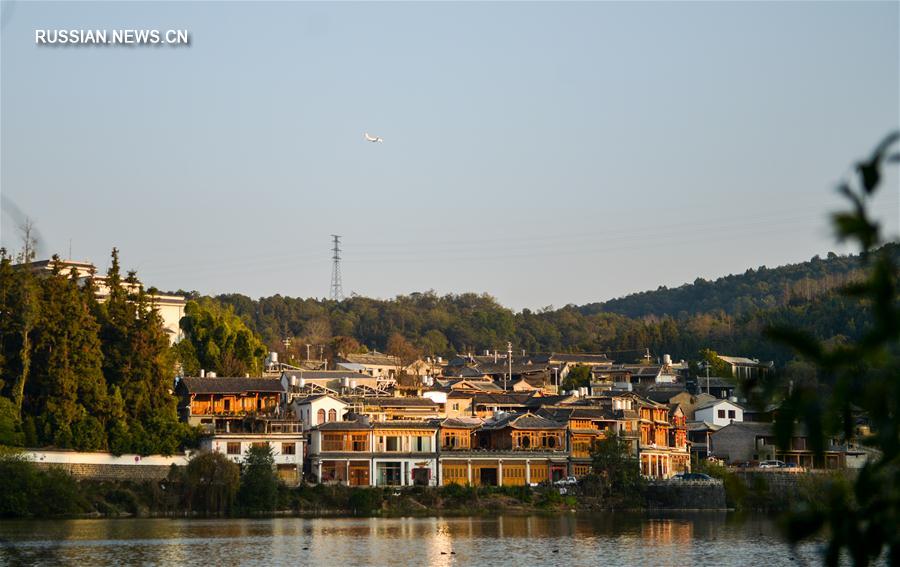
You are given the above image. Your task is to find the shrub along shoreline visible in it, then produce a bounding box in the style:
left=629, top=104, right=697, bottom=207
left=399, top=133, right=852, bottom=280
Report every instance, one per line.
left=1, top=450, right=849, bottom=520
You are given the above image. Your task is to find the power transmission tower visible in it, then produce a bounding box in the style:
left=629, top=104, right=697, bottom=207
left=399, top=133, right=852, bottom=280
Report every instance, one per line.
left=330, top=234, right=344, bottom=301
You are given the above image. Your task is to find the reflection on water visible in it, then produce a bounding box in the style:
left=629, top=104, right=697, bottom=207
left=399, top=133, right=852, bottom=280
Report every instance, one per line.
left=0, top=514, right=826, bottom=566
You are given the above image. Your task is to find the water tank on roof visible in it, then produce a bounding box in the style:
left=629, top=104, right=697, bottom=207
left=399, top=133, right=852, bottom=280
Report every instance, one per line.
left=343, top=377, right=351, bottom=388
left=208, top=371, right=217, bottom=378
left=290, top=375, right=297, bottom=387
left=729, top=396, right=739, bottom=403
left=663, top=354, right=672, bottom=366
left=350, top=380, right=357, bottom=389
left=270, top=351, right=278, bottom=364
left=299, top=378, right=305, bottom=388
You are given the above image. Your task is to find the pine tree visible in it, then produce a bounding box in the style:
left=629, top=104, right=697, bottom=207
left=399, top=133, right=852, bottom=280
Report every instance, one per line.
left=94, top=249, right=187, bottom=454
left=0, top=250, right=40, bottom=416
left=27, top=257, right=106, bottom=449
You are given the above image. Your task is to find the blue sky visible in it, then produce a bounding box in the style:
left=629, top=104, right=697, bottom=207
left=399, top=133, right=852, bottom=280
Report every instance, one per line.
left=2, top=1, right=898, bottom=309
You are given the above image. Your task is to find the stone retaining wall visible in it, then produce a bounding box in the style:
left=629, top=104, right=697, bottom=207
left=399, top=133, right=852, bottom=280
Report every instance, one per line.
left=643, top=480, right=727, bottom=509
left=26, top=450, right=189, bottom=482
left=32, top=461, right=177, bottom=482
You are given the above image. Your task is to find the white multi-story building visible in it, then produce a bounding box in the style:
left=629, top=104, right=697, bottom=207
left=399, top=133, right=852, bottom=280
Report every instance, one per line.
left=199, top=422, right=305, bottom=485
left=694, top=398, right=744, bottom=427
left=308, top=418, right=439, bottom=487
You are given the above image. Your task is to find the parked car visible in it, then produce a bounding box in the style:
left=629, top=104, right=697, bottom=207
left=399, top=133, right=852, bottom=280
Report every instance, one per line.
left=673, top=473, right=713, bottom=481
left=758, top=460, right=787, bottom=468
left=554, top=476, right=578, bottom=486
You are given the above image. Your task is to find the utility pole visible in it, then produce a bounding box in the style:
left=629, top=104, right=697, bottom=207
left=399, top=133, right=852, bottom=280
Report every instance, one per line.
left=306, top=344, right=311, bottom=361
left=706, top=364, right=710, bottom=396
left=330, top=234, right=344, bottom=301
left=506, top=341, right=512, bottom=391
left=280, top=337, right=291, bottom=367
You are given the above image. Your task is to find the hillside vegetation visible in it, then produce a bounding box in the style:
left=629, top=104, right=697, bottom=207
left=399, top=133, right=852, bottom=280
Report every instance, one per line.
left=200, top=245, right=896, bottom=367
left=582, top=243, right=898, bottom=319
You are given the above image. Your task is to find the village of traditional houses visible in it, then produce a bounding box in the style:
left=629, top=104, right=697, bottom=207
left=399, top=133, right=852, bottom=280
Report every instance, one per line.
left=174, top=350, right=871, bottom=486
left=16, top=290, right=875, bottom=519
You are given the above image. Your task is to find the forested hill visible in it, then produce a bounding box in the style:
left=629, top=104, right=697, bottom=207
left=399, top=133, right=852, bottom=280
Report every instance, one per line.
left=204, top=244, right=897, bottom=367
left=579, top=243, right=900, bottom=319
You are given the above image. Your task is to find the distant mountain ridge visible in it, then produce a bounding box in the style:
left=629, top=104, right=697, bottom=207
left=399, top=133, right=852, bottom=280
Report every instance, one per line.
left=578, top=243, right=899, bottom=320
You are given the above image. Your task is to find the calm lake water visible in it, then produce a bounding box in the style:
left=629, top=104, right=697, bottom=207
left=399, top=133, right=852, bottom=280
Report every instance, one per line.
left=0, top=513, right=831, bottom=566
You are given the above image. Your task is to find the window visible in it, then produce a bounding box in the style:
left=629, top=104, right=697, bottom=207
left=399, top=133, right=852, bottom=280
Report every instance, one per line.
left=282, top=443, right=296, bottom=455
left=452, top=403, right=460, bottom=411
left=318, top=409, right=326, bottom=425
left=728, top=410, right=736, bottom=419
left=227, top=442, right=241, bottom=455
left=376, top=462, right=402, bottom=486
left=384, top=436, right=400, bottom=451
left=351, top=434, right=368, bottom=452
left=717, top=409, right=726, bottom=419
left=223, top=399, right=231, bottom=412
left=328, top=409, right=337, bottom=422
left=323, top=433, right=344, bottom=451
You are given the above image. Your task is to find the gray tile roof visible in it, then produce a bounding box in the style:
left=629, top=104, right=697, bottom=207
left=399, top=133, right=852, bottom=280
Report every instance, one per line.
left=372, top=421, right=438, bottom=430
left=179, top=377, right=285, bottom=394
left=363, top=397, right=440, bottom=407
left=482, top=412, right=565, bottom=430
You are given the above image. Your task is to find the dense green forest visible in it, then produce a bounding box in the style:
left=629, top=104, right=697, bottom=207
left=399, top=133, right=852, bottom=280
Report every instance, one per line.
left=199, top=245, right=894, bottom=367
left=0, top=250, right=195, bottom=453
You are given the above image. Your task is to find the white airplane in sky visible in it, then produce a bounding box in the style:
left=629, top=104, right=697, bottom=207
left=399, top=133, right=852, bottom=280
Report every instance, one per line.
left=364, top=132, right=383, bottom=143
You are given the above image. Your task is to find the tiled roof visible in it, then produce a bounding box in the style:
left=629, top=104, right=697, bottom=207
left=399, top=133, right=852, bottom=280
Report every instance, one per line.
left=644, top=388, right=689, bottom=403
left=179, top=377, right=285, bottom=394
left=363, top=397, right=440, bottom=407
left=471, top=393, right=535, bottom=405
left=483, top=412, right=565, bottom=430
left=339, top=352, right=400, bottom=366
left=537, top=407, right=616, bottom=422
left=437, top=417, right=483, bottom=429
left=290, top=393, right=347, bottom=405
left=443, top=367, right=488, bottom=378
left=523, top=395, right=575, bottom=408
left=372, top=421, right=438, bottom=430
left=549, top=353, right=611, bottom=363
left=695, top=398, right=744, bottom=411
left=622, top=365, right=663, bottom=377
left=314, top=420, right=371, bottom=431
left=687, top=421, right=722, bottom=432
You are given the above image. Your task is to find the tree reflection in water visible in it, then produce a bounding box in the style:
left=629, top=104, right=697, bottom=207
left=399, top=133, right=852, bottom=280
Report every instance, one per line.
left=0, top=515, right=826, bottom=566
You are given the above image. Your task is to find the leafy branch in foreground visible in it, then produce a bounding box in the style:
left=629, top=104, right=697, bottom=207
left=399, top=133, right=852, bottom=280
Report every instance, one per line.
left=754, top=131, right=900, bottom=566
